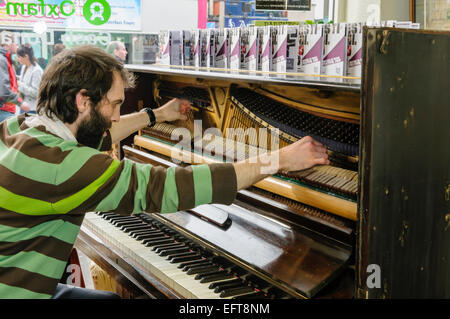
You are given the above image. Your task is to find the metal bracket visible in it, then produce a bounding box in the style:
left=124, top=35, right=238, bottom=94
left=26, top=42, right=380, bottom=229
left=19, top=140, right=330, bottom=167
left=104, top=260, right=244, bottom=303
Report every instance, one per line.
left=380, top=30, right=391, bottom=55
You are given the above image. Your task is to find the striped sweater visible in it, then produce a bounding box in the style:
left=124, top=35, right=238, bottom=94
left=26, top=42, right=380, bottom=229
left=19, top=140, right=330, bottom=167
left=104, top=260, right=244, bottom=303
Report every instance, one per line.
left=0, top=114, right=237, bottom=298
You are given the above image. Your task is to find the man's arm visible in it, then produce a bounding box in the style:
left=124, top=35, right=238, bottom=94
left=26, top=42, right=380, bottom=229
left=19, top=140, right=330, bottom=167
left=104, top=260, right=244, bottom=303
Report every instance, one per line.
left=109, top=98, right=190, bottom=144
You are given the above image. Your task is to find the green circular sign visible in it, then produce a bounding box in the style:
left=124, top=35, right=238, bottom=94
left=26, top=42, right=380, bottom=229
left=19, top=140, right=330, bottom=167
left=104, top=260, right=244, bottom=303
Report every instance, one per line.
left=83, top=0, right=111, bottom=26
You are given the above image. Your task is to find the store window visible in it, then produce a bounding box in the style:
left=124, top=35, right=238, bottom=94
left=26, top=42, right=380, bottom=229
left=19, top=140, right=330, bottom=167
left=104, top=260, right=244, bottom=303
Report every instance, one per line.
left=0, top=0, right=158, bottom=71
left=413, top=0, right=450, bottom=30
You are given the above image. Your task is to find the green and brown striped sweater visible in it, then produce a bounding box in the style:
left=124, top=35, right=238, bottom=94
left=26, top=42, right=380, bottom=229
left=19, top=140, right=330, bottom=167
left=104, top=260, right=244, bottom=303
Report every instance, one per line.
left=0, top=114, right=237, bottom=298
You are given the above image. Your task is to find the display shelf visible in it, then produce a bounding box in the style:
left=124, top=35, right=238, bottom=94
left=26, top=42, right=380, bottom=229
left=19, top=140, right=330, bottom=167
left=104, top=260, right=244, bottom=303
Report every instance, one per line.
left=125, top=64, right=361, bottom=92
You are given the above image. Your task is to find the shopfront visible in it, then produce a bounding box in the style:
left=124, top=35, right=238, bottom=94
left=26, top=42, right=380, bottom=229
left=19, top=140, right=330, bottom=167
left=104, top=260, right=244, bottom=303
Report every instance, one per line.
left=0, top=0, right=158, bottom=68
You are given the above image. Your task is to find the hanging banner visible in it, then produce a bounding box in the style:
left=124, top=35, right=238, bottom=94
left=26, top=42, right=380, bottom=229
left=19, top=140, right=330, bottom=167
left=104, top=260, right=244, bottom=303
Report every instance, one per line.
left=255, top=0, right=311, bottom=11
left=0, top=0, right=142, bottom=31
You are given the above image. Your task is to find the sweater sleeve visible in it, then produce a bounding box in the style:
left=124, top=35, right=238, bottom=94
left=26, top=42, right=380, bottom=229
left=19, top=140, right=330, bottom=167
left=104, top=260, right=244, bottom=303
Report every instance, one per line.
left=53, top=148, right=238, bottom=216
left=92, top=161, right=238, bottom=215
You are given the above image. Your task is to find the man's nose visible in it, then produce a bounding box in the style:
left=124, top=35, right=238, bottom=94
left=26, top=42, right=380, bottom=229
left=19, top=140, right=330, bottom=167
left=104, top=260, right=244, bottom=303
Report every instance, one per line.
left=111, top=106, right=121, bottom=122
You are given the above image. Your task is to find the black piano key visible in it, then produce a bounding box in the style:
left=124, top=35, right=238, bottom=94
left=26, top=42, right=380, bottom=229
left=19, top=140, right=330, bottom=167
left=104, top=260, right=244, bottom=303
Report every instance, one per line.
left=170, top=254, right=202, bottom=264
left=135, top=233, right=166, bottom=241
left=113, top=219, right=140, bottom=226
left=144, top=238, right=174, bottom=247
left=219, top=286, right=254, bottom=298
left=178, top=259, right=210, bottom=269
left=101, top=213, right=120, bottom=220
left=199, top=272, right=235, bottom=283
left=108, top=217, right=132, bottom=224
left=109, top=216, right=136, bottom=222
left=159, top=247, right=191, bottom=257
left=182, top=261, right=214, bottom=272
left=212, top=280, right=245, bottom=293
left=129, top=230, right=158, bottom=238
left=118, top=220, right=145, bottom=226
left=123, top=225, right=152, bottom=232
left=154, top=244, right=187, bottom=254
left=111, top=219, right=137, bottom=226
left=136, top=233, right=165, bottom=241
left=208, top=278, right=242, bottom=290
left=172, top=235, right=187, bottom=241
left=141, top=232, right=173, bottom=241
left=152, top=242, right=186, bottom=253
left=244, top=274, right=271, bottom=290
left=166, top=251, right=197, bottom=260
left=98, top=212, right=115, bottom=217
left=232, top=291, right=267, bottom=299
left=112, top=219, right=139, bottom=226
left=131, top=228, right=161, bottom=235
left=210, top=256, right=234, bottom=269
left=223, top=266, right=247, bottom=277
left=264, top=286, right=291, bottom=299
left=119, top=223, right=146, bottom=230
left=186, top=265, right=219, bottom=275
left=194, top=269, right=222, bottom=280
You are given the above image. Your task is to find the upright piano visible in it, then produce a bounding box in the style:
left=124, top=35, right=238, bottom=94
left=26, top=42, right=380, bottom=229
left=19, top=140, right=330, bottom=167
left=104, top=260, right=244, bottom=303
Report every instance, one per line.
left=75, top=28, right=449, bottom=299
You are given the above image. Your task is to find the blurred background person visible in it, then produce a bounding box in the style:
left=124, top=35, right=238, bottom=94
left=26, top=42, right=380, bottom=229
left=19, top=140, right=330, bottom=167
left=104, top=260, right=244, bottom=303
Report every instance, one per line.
left=52, top=42, right=66, bottom=57
left=37, top=57, right=48, bottom=70
left=0, top=31, right=28, bottom=122
left=17, top=43, right=43, bottom=114
left=106, top=40, right=128, bottom=63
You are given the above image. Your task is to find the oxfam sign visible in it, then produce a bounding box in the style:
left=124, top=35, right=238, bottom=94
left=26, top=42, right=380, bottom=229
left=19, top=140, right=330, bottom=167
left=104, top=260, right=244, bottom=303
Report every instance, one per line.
left=83, top=0, right=112, bottom=26
left=6, top=0, right=112, bottom=26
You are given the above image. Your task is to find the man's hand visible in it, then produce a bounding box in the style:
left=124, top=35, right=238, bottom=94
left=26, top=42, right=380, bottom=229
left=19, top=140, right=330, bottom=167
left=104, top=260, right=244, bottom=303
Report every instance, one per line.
left=233, top=136, right=330, bottom=190
left=277, top=136, right=330, bottom=172
left=109, top=98, right=191, bottom=145
left=154, top=98, right=191, bottom=123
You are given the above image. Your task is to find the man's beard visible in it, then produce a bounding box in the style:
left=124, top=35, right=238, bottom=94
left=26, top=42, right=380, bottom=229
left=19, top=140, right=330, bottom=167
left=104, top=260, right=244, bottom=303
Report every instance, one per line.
left=76, top=106, right=112, bottom=149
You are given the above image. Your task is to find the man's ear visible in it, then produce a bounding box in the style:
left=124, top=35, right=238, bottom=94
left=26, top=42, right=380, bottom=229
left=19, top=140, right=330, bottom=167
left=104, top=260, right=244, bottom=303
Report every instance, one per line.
left=75, top=89, right=90, bottom=113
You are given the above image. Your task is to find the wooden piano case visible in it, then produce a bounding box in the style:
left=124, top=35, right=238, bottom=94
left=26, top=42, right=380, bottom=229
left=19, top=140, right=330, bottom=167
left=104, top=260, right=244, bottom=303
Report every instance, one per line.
left=357, top=27, right=449, bottom=298
left=76, top=27, right=449, bottom=299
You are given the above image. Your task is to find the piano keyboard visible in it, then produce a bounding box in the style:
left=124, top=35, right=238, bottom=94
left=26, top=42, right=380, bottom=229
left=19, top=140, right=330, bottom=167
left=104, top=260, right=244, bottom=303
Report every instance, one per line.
left=82, top=212, right=292, bottom=299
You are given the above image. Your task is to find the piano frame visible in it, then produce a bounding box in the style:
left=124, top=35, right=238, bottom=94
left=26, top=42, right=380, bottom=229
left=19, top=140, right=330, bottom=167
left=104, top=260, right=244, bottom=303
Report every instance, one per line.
left=76, top=27, right=449, bottom=299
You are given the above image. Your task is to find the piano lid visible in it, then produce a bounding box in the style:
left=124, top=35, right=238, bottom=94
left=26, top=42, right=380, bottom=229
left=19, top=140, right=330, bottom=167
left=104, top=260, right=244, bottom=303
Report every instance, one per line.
left=156, top=201, right=352, bottom=298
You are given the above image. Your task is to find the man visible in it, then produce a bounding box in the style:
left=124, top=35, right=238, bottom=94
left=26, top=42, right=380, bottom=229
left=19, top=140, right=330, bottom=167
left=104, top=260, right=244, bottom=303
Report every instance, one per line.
left=0, top=31, right=30, bottom=122
left=0, top=45, right=329, bottom=299
left=106, top=40, right=128, bottom=63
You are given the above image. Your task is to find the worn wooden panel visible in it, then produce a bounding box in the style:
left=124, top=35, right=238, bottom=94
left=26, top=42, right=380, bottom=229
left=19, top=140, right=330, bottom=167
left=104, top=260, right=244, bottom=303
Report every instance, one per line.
left=358, top=28, right=450, bottom=298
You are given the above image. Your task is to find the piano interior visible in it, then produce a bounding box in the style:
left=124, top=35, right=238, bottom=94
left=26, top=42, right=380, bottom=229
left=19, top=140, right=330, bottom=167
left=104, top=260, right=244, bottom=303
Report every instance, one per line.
left=79, top=68, right=361, bottom=299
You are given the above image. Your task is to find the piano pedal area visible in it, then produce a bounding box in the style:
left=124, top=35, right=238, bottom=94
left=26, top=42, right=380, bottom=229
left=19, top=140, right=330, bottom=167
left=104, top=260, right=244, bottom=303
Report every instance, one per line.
left=82, top=211, right=293, bottom=299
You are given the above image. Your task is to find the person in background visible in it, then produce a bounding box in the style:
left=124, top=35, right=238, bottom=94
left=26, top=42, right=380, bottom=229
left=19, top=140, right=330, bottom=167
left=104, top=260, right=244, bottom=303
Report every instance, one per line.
left=37, top=57, right=47, bottom=70
left=52, top=43, right=66, bottom=57
left=0, top=31, right=29, bottom=122
left=17, top=44, right=43, bottom=114
left=106, top=40, right=128, bottom=63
